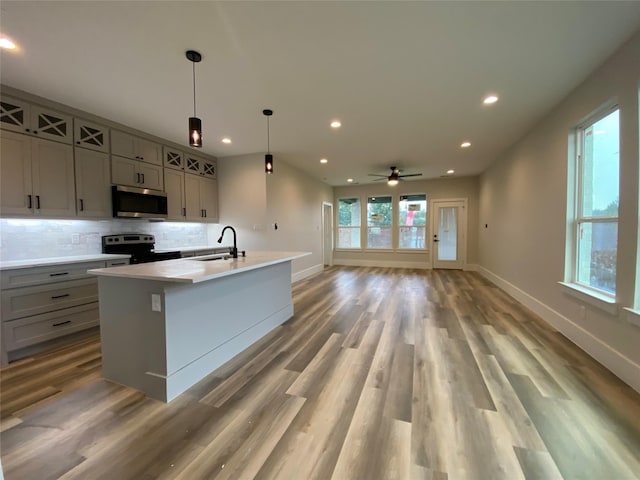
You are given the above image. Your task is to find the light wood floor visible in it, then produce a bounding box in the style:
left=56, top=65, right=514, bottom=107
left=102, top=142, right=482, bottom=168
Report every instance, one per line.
left=1, top=267, right=640, bottom=479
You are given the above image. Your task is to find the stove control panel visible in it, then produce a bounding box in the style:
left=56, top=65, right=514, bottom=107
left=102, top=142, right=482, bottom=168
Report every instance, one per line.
left=102, top=234, right=155, bottom=246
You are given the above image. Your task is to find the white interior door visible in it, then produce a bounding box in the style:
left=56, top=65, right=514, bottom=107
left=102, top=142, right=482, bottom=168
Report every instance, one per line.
left=322, top=202, right=333, bottom=267
left=431, top=199, right=467, bottom=269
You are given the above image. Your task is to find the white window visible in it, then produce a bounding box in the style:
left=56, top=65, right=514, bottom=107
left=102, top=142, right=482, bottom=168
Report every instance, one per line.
left=367, top=196, right=392, bottom=249
left=337, top=197, right=361, bottom=248
left=398, top=194, right=427, bottom=249
left=571, top=106, right=619, bottom=295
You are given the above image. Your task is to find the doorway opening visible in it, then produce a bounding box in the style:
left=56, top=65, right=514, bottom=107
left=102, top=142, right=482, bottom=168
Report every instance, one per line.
left=322, top=202, right=334, bottom=267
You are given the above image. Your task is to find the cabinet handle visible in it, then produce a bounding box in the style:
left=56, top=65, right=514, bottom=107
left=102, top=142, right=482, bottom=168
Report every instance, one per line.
left=27, top=194, right=32, bottom=209
left=25, top=128, right=30, bottom=133
left=52, top=320, right=72, bottom=327
left=33, top=130, right=38, bottom=135
left=76, top=141, right=81, bottom=144
left=49, top=272, right=69, bottom=277
left=136, top=173, right=141, bottom=183
left=79, top=199, right=84, bottom=211
left=141, top=173, right=145, bottom=184
left=36, top=195, right=41, bottom=209
left=182, top=207, right=186, bottom=217
left=204, top=209, right=207, bottom=218
left=51, top=293, right=70, bottom=300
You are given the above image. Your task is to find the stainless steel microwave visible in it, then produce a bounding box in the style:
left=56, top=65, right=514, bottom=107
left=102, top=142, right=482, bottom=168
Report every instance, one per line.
left=111, top=185, right=168, bottom=219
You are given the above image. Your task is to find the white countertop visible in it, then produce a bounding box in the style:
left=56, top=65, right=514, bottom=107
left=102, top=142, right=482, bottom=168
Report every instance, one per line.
left=155, top=245, right=232, bottom=254
left=88, top=251, right=310, bottom=284
left=0, top=254, right=131, bottom=271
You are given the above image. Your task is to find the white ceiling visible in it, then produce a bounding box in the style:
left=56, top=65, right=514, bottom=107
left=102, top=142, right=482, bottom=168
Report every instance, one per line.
left=2, top=1, right=640, bottom=186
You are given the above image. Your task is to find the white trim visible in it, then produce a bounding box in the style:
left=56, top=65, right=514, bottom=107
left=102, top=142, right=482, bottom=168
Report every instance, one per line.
left=334, top=258, right=431, bottom=269
left=558, top=281, right=617, bottom=315
left=292, top=263, right=324, bottom=283
left=479, top=266, right=640, bottom=394
left=321, top=201, right=334, bottom=267
left=624, top=308, right=640, bottom=329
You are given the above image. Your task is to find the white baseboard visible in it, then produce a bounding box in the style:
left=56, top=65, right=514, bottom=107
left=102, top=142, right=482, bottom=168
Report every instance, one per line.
left=478, top=266, right=640, bottom=394
left=464, top=263, right=479, bottom=272
left=292, top=263, right=324, bottom=283
left=333, top=259, right=431, bottom=269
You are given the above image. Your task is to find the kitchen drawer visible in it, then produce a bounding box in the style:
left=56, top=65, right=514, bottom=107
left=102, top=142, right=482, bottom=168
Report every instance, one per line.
left=1, top=261, right=105, bottom=289
left=106, top=259, right=130, bottom=267
left=1, top=278, right=97, bottom=321
left=2, top=303, right=99, bottom=351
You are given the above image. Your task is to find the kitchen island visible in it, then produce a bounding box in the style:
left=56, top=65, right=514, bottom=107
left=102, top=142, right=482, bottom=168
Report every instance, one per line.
left=88, top=251, right=309, bottom=402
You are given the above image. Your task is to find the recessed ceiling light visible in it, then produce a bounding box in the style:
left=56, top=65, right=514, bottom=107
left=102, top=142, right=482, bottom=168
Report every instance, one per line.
left=347, top=178, right=353, bottom=183
left=447, top=169, right=455, bottom=174
left=320, top=158, right=328, bottom=164
left=330, top=120, right=342, bottom=128
left=221, top=137, right=232, bottom=144
left=0, top=36, right=16, bottom=50
left=483, top=95, right=499, bottom=104
left=461, top=141, right=471, bottom=148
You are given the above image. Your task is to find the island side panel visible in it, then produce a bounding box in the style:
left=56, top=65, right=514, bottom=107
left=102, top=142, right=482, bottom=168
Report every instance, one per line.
left=97, top=276, right=168, bottom=396
left=162, top=261, right=293, bottom=401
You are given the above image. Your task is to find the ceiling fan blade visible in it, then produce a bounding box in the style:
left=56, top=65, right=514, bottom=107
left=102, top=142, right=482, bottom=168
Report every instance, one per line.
left=368, top=174, right=388, bottom=177
left=398, top=173, right=423, bottom=178
left=372, top=177, right=387, bottom=181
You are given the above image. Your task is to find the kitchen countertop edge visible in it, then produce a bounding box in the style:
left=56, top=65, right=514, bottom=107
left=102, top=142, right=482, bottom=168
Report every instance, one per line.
left=87, top=251, right=311, bottom=284
left=0, top=254, right=131, bottom=271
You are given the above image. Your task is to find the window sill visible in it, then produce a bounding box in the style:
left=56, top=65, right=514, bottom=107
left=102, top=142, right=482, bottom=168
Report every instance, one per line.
left=334, top=248, right=363, bottom=252
left=364, top=248, right=394, bottom=253
left=623, top=308, right=640, bottom=329
left=395, top=249, right=429, bottom=254
left=558, top=281, right=617, bottom=315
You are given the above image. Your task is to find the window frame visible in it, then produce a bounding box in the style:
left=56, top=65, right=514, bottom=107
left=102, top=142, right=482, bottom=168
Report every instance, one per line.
left=366, top=195, right=393, bottom=250
left=397, top=193, right=428, bottom=251
left=568, top=103, right=619, bottom=299
left=336, top=197, right=362, bottom=250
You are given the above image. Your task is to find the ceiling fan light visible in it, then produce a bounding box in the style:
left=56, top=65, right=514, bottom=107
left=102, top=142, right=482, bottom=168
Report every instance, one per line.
left=387, top=176, right=399, bottom=186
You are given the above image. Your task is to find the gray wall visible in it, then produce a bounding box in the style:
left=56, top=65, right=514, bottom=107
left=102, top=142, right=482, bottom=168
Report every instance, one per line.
left=333, top=176, right=479, bottom=268
left=216, top=153, right=333, bottom=278
left=477, top=31, right=640, bottom=390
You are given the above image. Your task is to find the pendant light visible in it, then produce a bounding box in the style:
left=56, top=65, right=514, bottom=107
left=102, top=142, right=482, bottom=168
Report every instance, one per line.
left=186, top=50, right=202, bottom=148
left=263, top=109, right=273, bottom=174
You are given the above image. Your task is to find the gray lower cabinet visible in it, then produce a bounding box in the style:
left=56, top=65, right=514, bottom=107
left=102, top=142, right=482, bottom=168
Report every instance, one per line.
left=0, top=258, right=129, bottom=364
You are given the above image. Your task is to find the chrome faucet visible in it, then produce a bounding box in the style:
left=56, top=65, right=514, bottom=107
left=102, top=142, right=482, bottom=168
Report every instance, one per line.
left=218, top=225, right=238, bottom=258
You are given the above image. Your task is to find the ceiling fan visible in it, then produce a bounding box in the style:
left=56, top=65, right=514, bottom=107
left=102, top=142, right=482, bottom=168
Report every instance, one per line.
left=368, top=166, right=423, bottom=186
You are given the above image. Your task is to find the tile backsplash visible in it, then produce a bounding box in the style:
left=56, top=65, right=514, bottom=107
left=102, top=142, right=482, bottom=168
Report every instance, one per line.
left=0, top=219, right=212, bottom=261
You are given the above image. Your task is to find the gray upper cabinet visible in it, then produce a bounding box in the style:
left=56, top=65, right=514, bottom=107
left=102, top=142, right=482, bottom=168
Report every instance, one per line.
left=163, top=146, right=184, bottom=170
left=0, top=96, right=73, bottom=144
left=0, top=130, right=75, bottom=217
left=184, top=152, right=216, bottom=179
left=111, top=130, right=161, bottom=165
left=74, top=118, right=110, bottom=153
left=75, top=148, right=112, bottom=218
